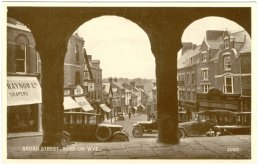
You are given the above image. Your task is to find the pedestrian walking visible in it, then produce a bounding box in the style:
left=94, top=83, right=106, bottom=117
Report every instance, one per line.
left=129, top=112, right=131, bottom=119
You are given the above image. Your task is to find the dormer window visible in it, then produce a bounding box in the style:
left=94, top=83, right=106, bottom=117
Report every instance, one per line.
left=224, top=56, right=231, bottom=71
left=223, top=35, right=230, bottom=49
left=201, top=51, right=207, bottom=62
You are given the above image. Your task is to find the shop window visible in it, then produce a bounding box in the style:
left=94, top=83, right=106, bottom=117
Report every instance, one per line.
left=7, top=105, right=38, bottom=133
left=15, top=44, right=27, bottom=73
left=224, top=56, right=231, bottom=71
left=223, top=76, right=233, bottom=94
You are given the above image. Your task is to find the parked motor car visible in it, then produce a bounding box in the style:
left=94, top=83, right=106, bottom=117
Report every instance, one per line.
left=178, top=110, right=251, bottom=139
left=61, top=112, right=129, bottom=146
left=117, top=112, right=125, bottom=121
left=213, top=112, right=251, bottom=136
left=132, top=119, right=158, bottom=138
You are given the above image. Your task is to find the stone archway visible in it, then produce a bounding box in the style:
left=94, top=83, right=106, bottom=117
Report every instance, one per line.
left=7, top=7, right=251, bottom=146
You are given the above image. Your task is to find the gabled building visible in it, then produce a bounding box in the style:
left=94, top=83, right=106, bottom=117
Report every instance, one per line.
left=177, top=42, right=201, bottom=121
left=177, top=29, right=251, bottom=122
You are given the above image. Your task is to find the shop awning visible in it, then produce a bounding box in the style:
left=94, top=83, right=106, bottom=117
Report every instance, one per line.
left=138, top=103, right=145, bottom=109
left=7, top=76, right=42, bottom=106
left=63, top=97, right=81, bottom=110
left=74, top=96, right=94, bottom=112
left=99, top=104, right=111, bottom=113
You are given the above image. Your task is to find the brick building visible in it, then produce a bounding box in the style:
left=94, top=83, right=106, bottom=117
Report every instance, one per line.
left=7, top=17, right=42, bottom=134
left=86, top=55, right=103, bottom=113
left=177, top=30, right=251, bottom=121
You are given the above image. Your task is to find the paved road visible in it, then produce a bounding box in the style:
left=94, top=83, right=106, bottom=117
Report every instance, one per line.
left=7, top=135, right=251, bottom=159
left=102, top=113, right=158, bottom=140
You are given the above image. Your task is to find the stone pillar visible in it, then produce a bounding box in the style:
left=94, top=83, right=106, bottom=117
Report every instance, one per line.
left=37, top=42, right=67, bottom=147
left=152, top=34, right=180, bottom=144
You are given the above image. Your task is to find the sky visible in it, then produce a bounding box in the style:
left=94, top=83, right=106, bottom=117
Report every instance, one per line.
left=182, top=16, right=245, bottom=45
left=77, top=16, right=245, bottom=79
left=77, top=16, right=155, bottom=79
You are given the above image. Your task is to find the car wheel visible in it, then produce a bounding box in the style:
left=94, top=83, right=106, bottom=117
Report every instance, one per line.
left=132, top=127, right=144, bottom=138
left=112, top=134, right=129, bottom=142
left=95, top=126, right=112, bottom=142
left=178, top=128, right=186, bottom=139
left=60, top=135, right=70, bottom=147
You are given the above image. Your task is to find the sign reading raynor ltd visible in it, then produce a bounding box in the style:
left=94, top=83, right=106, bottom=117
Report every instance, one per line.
left=7, top=76, right=42, bottom=106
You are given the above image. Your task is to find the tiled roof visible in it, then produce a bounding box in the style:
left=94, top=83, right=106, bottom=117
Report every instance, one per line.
left=209, top=50, right=220, bottom=61
left=177, top=45, right=201, bottom=69
left=230, top=30, right=248, bottom=43
left=138, top=88, right=144, bottom=92
left=206, top=40, right=221, bottom=49
left=112, top=82, right=125, bottom=90
left=178, top=30, right=251, bottom=69
left=133, top=87, right=141, bottom=92
left=237, top=31, right=251, bottom=54
left=131, top=92, right=137, bottom=97
left=123, top=83, right=134, bottom=90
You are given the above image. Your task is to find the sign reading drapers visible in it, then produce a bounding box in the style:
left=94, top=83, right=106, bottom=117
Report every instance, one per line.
left=7, top=76, right=42, bottom=106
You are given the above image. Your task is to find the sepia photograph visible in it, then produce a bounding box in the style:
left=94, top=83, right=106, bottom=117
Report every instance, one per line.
left=1, top=1, right=256, bottom=161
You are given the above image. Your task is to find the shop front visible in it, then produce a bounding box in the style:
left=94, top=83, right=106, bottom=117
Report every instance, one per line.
left=99, top=104, right=111, bottom=120
left=7, top=75, right=42, bottom=134
left=74, top=96, right=94, bottom=113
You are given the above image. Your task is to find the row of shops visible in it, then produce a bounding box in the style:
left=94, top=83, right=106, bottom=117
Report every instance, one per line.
left=178, top=88, right=251, bottom=122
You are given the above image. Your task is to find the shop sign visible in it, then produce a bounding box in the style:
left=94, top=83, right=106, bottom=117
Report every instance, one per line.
left=88, top=83, right=94, bottom=92
left=74, top=85, right=83, bottom=95
left=7, top=76, right=42, bottom=106
left=64, top=89, right=71, bottom=96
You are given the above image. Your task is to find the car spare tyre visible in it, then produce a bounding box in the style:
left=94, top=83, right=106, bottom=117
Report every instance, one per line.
left=95, top=126, right=112, bottom=142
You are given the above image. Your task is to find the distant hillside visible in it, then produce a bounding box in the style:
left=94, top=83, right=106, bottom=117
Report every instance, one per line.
left=103, top=78, right=156, bottom=94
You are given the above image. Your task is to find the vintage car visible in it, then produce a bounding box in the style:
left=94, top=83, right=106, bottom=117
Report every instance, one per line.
left=132, top=119, right=158, bottom=138
left=213, top=112, right=251, bottom=136
left=178, top=110, right=251, bottom=138
left=61, top=112, right=129, bottom=146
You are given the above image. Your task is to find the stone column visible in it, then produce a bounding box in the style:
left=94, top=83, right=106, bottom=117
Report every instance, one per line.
left=37, top=42, right=67, bottom=147
left=151, top=31, right=180, bottom=144
left=155, top=55, right=179, bottom=144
